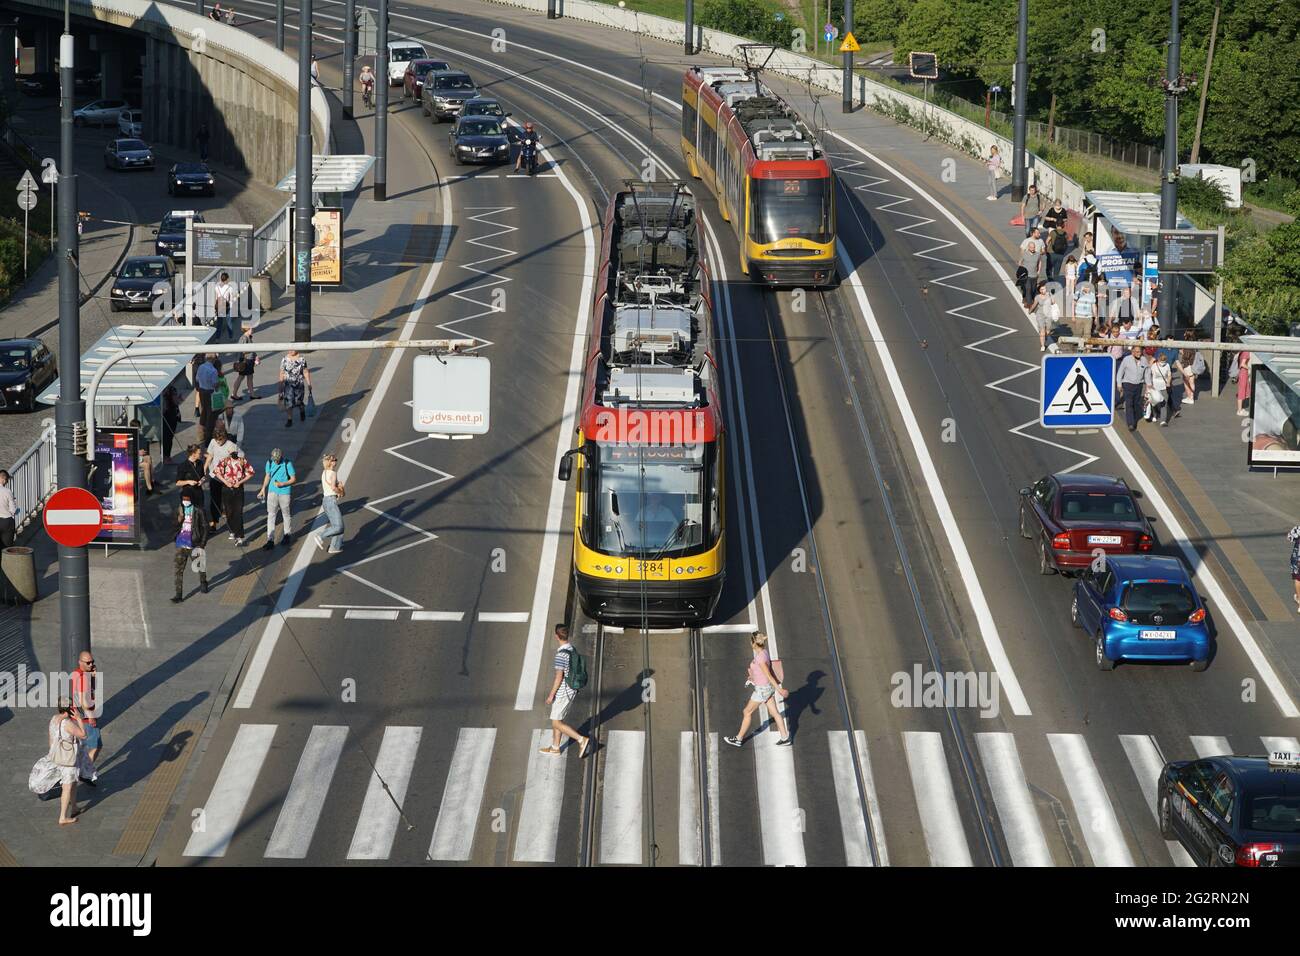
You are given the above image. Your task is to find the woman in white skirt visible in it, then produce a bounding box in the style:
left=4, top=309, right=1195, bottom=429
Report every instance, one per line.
left=29, top=698, right=89, bottom=825
left=723, top=632, right=791, bottom=748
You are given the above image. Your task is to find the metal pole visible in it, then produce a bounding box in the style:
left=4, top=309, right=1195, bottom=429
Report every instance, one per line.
left=684, top=0, right=693, bottom=55
left=294, top=0, right=313, bottom=342
left=1010, top=0, right=1028, bottom=202
left=57, top=24, right=90, bottom=674
left=1212, top=224, right=1225, bottom=397
left=840, top=0, right=853, bottom=113
left=374, top=0, right=388, bottom=201
left=276, top=0, right=285, bottom=51
left=547, top=0, right=557, bottom=19
left=1190, top=0, right=1219, bottom=165
left=342, top=0, right=355, bottom=119
left=1157, top=0, right=1181, bottom=331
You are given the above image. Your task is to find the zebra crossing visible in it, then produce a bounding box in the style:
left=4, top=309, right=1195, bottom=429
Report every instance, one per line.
left=181, top=723, right=1300, bottom=865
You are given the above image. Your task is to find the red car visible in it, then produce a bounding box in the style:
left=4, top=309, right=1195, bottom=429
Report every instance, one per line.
left=402, top=59, right=451, bottom=100
left=1018, top=473, right=1154, bottom=575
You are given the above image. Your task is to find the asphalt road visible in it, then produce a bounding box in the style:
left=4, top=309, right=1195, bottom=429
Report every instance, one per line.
left=152, top=0, right=1299, bottom=867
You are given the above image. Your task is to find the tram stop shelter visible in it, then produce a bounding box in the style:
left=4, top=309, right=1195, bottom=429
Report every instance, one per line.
left=1242, top=334, right=1300, bottom=473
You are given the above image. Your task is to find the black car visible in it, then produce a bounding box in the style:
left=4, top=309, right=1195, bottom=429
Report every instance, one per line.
left=449, top=116, right=511, bottom=165
left=110, top=256, right=176, bottom=313
left=0, top=339, right=57, bottom=412
left=74, top=68, right=103, bottom=92
left=169, top=162, right=216, bottom=197
left=154, top=210, right=205, bottom=260
left=1158, top=752, right=1300, bottom=866
left=18, top=72, right=58, bottom=95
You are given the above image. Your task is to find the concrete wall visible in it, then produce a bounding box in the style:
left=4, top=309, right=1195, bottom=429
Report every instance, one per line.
left=18, top=0, right=331, bottom=185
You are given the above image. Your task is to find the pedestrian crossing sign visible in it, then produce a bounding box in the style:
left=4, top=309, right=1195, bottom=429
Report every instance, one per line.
left=1040, top=354, right=1115, bottom=429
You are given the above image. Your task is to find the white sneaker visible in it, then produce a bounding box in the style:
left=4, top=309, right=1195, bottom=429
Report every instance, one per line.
left=1237, top=409, right=1249, bottom=416
left=1183, top=396, right=1194, bottom=404
left=987, top=195, right=997, bottom=201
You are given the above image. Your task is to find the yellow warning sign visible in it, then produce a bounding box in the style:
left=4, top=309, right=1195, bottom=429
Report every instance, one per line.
left=839, top=32, right=860, bottom=53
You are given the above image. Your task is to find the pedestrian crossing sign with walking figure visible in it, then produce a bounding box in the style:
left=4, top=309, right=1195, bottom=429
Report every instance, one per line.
left=1040, top=354, right=1116, bottom=429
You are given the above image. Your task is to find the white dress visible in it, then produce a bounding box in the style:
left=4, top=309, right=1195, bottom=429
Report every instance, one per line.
left=28, top=715, right=89, bottom=795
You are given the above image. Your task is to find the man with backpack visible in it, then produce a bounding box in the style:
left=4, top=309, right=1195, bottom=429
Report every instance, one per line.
left=540, top=624, right=592, bottom=758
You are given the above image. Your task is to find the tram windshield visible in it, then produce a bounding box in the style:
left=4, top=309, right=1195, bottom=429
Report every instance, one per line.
left=749, top=176, right=832, bottom=245
left=593, top=442, right=708, bottom=555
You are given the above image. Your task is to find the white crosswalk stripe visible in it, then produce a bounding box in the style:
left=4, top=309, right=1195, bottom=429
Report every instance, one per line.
left=1117, top=734, right=1195, bottom=867
left=429, top=728, right=497, bottom=861
left=754, top=725, right=807, bottom=867
left=976, top=732, right=1052, bottom=867
left=827, top=730, right=886, bottom=866
left=347, top=726, right=422, bottom=860
left=265, top=725, right=349, bottom=859
left=600, top=730, right=645, bottom=864
left=1262, top=736, right=1300, bottom=755
left=678, top=731, right=721, bottom=866
left=902, top=731, right=972, bottom=866
left=1047, top=733, right=1134, bottom=866
left=1191, top=736, right=1232, bottom=758
left=183, top=723, right=276, bottom=858
left=513, top=729, right=568, bottom=863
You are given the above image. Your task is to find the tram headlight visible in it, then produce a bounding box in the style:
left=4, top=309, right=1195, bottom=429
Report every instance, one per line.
left=615, top=566, right=623, bottom=574
left=604, top=565, right=612, bottom=573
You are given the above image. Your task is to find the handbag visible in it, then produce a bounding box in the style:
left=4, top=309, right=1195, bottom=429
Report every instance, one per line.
left=306, top=390, right=317, bottom=418
left=52, top=721, right=78, bottom=768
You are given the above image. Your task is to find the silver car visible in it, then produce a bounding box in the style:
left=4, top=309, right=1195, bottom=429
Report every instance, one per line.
left=118, top=109, right=144, bottom=138
left=105, top=138, right=155, bottom=170
left=74, top=98, right=130, bottom=127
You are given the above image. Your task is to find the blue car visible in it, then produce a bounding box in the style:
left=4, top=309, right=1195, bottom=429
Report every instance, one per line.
left=1070, top=554, right=1212, bottom=671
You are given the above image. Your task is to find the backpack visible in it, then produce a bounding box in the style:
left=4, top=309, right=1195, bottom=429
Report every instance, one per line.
left=563, top=646, right=588, bottom=691
left=1051, top=230, right=1067, bottom=254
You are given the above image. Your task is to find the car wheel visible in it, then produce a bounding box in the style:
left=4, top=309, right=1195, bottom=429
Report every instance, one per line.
left=1095, top=632, right=1115, bottom=671
left=1039, top=540, right=1056, bottom=576
left=1070, top=593, right=1081, bottom=628
left=1158, top=793, right=1175, bottom=838
left=110, top=300, right=121, bottom=313
left=422, top=103, right=429, bottom=117
left=1190, top=658, right=1209, bottom=672
left=1018, top=504, right=1034, bottom=539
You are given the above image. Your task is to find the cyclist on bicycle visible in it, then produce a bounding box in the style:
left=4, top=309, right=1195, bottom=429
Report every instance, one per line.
left=359, top=64, right=375, bottom=105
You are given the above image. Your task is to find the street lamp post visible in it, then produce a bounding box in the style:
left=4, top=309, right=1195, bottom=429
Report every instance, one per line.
left=1158, top=0, right=1183, bottom=330
left=293, top=0, right=313, bottom=341
left=374, top=0, right=388, bottom=201
left=1010, top=0, right=1029, bottom=202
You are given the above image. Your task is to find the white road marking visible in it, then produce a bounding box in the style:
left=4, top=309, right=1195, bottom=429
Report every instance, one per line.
left=827, top=130, right=1299, bottom=720
left=600, top=730, right=645, bottom=865
left=677, top=731, right=721, bottom=866
left=752, top=725, right=806, bottom=867
left=479, top=611, right=529, bottom=623
left=428, top=727, right=497, bottom=861
left=902, top=731, right=973, bottom=866
left=233, top=160, right=455, bottom=710
left=1191, top=736, right=1232, bottom=758
left=344, top=609, right=399, bottom=620
left=827, top=730, right=886, bottom=866
left=1262, top=736, right=1300, bottom=755
left=264, top=725, right=349, bottom=859
left=1118, top=734, right=1195, bottom=867
left=411, top=610, right=466, bottom=622
left=284, top=608, right=334, bottom=619
left=701, top=623, right=758, bottom=634
left=183, top=724, right=276, bottom=858
left=1046, top=733, right=1134, bottom=867
left=514, top=729, right=568, bottom=863
left=975, top=732, right=1052, bottom=867
left=346, top=726, right=422, bottom=860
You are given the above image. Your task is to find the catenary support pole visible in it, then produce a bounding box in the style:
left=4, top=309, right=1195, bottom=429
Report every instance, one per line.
left=276, top=0, right=285, bottom=51
left=1010, top=0, right=1028, bottom=202
left=374, top=0, right=388, bottom=201
left=684, top=0, right=693, bottom=55
left=57, top=23, right=90, bottom=673
left=343, top=0, right=356, bottom=119
left=1157, top=0, right=1181, bottom=330
left=840, top=0, right=853, bottom=113
left=294, top=0, right=313, bottom=341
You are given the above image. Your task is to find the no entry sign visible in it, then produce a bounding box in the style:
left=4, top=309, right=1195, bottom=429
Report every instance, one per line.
left=43, top=487, right=105, bottom=547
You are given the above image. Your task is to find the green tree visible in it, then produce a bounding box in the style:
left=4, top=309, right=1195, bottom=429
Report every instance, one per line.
left=1218, top=221, right=1300, bottom=335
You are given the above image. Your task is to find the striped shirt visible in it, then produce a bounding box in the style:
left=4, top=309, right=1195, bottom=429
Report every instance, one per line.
left=554, top=643, right=577, bottom=699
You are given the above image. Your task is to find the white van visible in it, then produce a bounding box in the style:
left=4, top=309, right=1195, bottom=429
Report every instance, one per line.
left=386, top=40, right=428, bottom=85
left=118, top=109, right=144, bottom=138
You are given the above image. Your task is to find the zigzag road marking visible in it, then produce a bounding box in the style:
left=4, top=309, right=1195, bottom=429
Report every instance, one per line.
left=830, top=153, right=1098, bottom=476
left=434, top=205, right=517, bottom=351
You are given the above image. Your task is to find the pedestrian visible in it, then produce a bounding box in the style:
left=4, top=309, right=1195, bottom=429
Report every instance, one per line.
left=27, top=698, right=87, bottom=825
left=1164, top=349, right=1185, bottom=423
left=203, top=422, right=238, bottom=531
left=196, top=123, right=211, bottom=162
left=161, top=384, right=182, bottom=461
left=1032, top=280, right=1056, bottom=352
left=212, top=272, right=236, bottom=341
left=215, top=446, right=253, bottom=546
left=1020, top=183, right=1043, bottom=237
left=128, top=419, right=157, bottom=495
left=172, top=487, right=209, bottom=602
left=539, top=623, right=592, bottom=757
left=314, top=452, right=345, bottom=554
left=1116, top=345, right=1148, bottom=432
left=231, top=323, right=258, bottom=401
left=195, top=353, right=218, bottom=443
left=723, top=631, right=791, bottom=748
left=1063, top=255, right=1077, bottom=318
left=70, top=650, right=100, bottom=784
left=1072, top=277, right=1096, bottom=343
left=222, top=401, right=245, bottom=448
left=0, top=469, right=17, bottom=548
left=279, top=349, right=311, bottom=427
left=1017, top=229, right=1043, bottom=307
left=1236, top=350, right=1252, bottom=416
left=985, top=145, right=1002, bottom=200
left=210, top=357, right=230, bottom=427
left=1180, top=336, right=1205, bottom=404
left=1042, top=198, right=1069, bottom=278
left=209, top=2, right=223, bottom=21
left=1287, top=525, right=1300, bottom=614
left=310, top=56, right=320, bottom=86
left=174, top=444, right=206, bottom=513
left=1145, top=351, right=1174, bottom=425
left=223, top=5, right=235, bottom=24
left=257, top=448, right=296, bottom=550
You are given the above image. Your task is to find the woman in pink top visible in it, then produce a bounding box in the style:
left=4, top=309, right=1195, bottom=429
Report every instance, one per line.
left=723, top=632, right=791, bottom=748
left=1236, top=350, right=1252, bottom=415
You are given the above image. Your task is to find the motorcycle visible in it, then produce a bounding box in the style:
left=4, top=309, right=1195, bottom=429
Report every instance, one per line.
left=521, top=138, right=539, bottom=176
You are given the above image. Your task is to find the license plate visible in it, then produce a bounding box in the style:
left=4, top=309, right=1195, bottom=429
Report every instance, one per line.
left=632, top=559, right=668, bottom=580
left=1088, top=535, right=1122, bottom=545
left=1140, top=630, right=1176, bottom=640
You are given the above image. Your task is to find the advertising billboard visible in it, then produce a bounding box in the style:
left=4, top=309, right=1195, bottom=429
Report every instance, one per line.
left=289, top=207, right=343, bottom=286
left=91, top=427, right=141, bottom=545
left=1247, top=366, right=1300, bottom=471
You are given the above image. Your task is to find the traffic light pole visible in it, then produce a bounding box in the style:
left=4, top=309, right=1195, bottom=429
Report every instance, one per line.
left=374, top=0, right=388, bottom=201
left=840, top=0, right=853, bottom=113
left=1157, top=0, right=1182, bottom=329
left=57, top=24, right=90, bottom=673
left=293, top=0, right=313, bottom=342
left=342, top=0, right=356, bottom=119
left=1010, top=0, right=1029, bottom=202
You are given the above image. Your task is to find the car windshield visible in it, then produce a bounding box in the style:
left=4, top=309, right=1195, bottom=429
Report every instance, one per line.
left=0, top=348, right=32, bottom=370
left=390, top=46, right=425, bottom=62
left=1246, top=793, right=1300, bottom=834
left=416, top=62, right=447, bottom=75
left=160, top=216, right=192, bottom=232
left=593, top=443, right=706, bottom=555
left=1060, top=492, right=1138, bottom=520
left=175, top=164, right=207, bottom=174
left=120, top=260, right=168, bottom=279
left=749, top=176, right=832, bottom=244
left=118, top=140, right=147, bottom=151
left=436, top=76, right=475, bottom=91
left=1122, top=582, right=1195, bottom=615
left=459, top=120, right=502, bottom=137
left=467, top=102, right=504, bottom=116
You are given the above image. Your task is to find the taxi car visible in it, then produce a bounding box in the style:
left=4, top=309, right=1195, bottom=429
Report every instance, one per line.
left=1070, top=553, right=1211, bottom=670
left=1158, top=751, right=1300, bottom=866
left=1019, top=473, right=1153, bottom=575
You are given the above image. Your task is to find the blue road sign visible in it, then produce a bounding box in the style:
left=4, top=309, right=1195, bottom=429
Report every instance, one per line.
left=1041, top=353, right=1115, bottom=428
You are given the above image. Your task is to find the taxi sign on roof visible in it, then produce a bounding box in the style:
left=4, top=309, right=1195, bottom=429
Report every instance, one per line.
left=1269, top=752, right=1300, bottom=768
left=839, top=32, right=860, bottom=53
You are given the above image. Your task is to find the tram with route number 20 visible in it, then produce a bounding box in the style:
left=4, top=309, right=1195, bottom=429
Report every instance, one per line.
left=557, top=182, right=726, bottom=627
left=681, top=64, right=837, bottom=287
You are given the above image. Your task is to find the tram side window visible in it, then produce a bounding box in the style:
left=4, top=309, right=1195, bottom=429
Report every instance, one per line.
left=700, top=121, right=716, bottom=173
left=709, top=441, right=722, bottom=546
left=682, top=98, right=697, bottom=145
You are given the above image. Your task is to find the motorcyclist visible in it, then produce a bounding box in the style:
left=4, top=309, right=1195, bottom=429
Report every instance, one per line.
left=514, top=121, right=541, bottom=173
left=359, top=64, right=375, bottom=104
